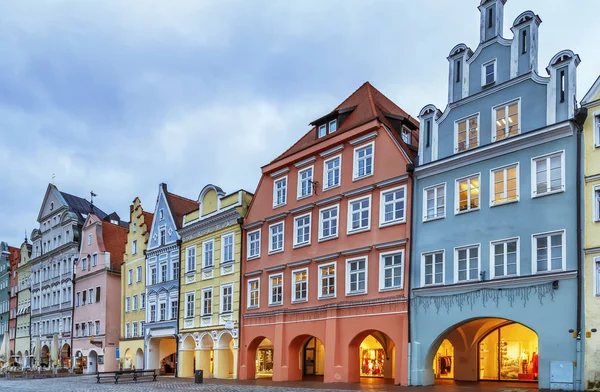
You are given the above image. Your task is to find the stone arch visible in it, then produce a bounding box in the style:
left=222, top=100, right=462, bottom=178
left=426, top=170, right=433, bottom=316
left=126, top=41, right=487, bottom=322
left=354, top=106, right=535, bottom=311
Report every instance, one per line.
left=199, top=332, right=214, bottom=349
left=348, top=329, right=396, bottom=383
left=245, top=335, right=274, bottom=380
left=135, top=348, right=144, bottom=370
left=287, top=334, right=326, bottom=381
left=216, top=331, right=233, bottom=350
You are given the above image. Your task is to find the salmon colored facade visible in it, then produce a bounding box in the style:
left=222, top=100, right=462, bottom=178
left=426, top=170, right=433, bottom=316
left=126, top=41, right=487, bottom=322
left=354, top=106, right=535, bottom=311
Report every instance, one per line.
left=239, top=82, right=418, bottom=385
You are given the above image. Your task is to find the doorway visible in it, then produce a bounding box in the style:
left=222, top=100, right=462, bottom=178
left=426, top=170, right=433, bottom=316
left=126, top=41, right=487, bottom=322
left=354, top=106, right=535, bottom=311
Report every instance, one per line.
left=255, top=338, right=273, bottom=378
left=433, top=339, right=454, bottom=379
left=302, top=337, right=324, bottom=377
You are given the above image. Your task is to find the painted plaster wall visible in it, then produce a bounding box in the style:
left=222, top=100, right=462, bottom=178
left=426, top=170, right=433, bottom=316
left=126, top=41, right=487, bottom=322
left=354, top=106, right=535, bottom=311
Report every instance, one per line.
left=468, top=44, right=512, bottom=97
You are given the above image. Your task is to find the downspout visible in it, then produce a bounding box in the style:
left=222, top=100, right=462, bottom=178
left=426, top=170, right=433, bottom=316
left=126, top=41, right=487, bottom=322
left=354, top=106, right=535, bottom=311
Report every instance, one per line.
left=175, top=239, right=182, bottom=378
left=236, top=216, right=245, bottom=379
left=406, top=162, right=415, bottom=387
left=70, top=256, right=78, bottom=370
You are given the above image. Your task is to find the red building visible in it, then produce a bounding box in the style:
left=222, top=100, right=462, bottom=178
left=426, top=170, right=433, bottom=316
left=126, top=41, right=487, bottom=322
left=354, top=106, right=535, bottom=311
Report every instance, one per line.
left=9, top=246, right=20, bottom=362
left=239, top=82, right=418, bottom=384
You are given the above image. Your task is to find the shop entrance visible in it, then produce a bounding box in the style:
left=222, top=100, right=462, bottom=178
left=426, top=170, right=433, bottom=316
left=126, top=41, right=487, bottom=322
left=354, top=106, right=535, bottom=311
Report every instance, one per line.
left=433, top=339, right=454, bottom=379
left=61, top=344, right=71, bottom=368
left=302, top=337, right=324, bottom=377
left=255, top=338, right=273, bottom=379
left=147, top=336, right=177, bottom=375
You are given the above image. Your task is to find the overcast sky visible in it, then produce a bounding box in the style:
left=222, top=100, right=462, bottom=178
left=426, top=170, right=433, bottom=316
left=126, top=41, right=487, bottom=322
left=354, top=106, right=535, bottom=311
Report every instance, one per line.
left=0, top=0, right=598, bottom=247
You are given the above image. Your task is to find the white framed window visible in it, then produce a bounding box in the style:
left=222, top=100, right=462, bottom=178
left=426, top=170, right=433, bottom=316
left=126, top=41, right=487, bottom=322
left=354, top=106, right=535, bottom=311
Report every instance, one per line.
left=273, top=176, right=288, bottom=208
left=594, top=185, right=600, bottom=222
left=595, top=258, right=600, bottom=296
left=160, top=263, right=167, bottom=282
left=132, top=240, right=138, bottom=255
left=159, top=302, right=166, bottom=321
left=323, top=155, right=341, bottom=191
left=455, top=114, right=479, bottom=152
left=132, top=295, right=138, bottom=311
left=159, top=227, right=166, bottom=245
left=401, top=126, right=411, bottom=144
left=293, top=213, right=311, bottom=247
left=291, top=268, right=308, bottom=303
left=423, top=183, right=446, bottom=222
left=353, top=141, right=374, bottom=180
left=532, top=151, right=565, bottom=197
left=482, top=59, right=496, bottom=86
left=125, top=297, right=130, bottom=312
left=136, top=266, right=142, bottom=282
left=455, top=174, right=480, bottom=214
left=318, top=204, right=339, bottom=241
left=533, top=230, right=566, bottom=273
left=125, top=323, right=130, bottom=338
left=346, top=256, right=368, bottom=295
left=269, top=273, right=283, bottom=306
left=347, top=195, right=371, bottom=234
left=203, top=239, right=214, bottom=268
left=490, top=163, right=519, bottom=206
left=150, top=266, right=157, bottom=285
left=454, top=244, right=480, bottom=283
left=493, top=99, right=520, bottom=141
left=221, top=232, right=235, bottom=263
left=380, top=185, right=406, bottom=226
left=128, top=269, right=133, bottom=285
left=132, top=321, right=137, bottom=337
left=88, top=233, right=92, bottom=246
left=149, top=304, right=156, bottom=322
left=594, top=115, right=600, bottom=148
left=171, top=300, right=178, bottom=320
left=140, top=293, right=146, bottom=309
left=185, top=292, right=195, bottom=318
left=490, top=237, right=519, bottom=279
left=247, top=230, right=261, bottom=259
left=159, top=209, right=164, bottom=220
left=318, top=124, right=327, bottom=138
left=201, top=288, right=212, bottom=316
left=297, top=166, right=314, bottom=199
left=186, top=246, right=196, bottom=272
left=379, top=250, right=404, bottom=291
left=422, top=251, right=444, bottom=286
left=318, top=262, right=336, bottom=299
left=92, top=254, right=97, bottom=266
left=220, top=284, right=233, bottom=313
left=329, top=119, right=337, bottom=133
left=247, top=278, right=260, bottom=309
left=268, top=222, right=284, bottom=254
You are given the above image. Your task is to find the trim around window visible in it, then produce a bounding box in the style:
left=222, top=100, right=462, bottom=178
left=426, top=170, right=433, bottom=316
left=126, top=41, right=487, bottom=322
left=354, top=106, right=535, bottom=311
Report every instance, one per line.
left=345, top=256, right=368, bottom=296
left=481, top=59, right=497, bottom=87
left=453, top=243, right=481, bottom=284
left=594, top=185, right=600, bottom=223
left=530, top=150, right=566, bottom=198
left=318, top=204, right=340, bottom=242
left=352, top=141, right=375, bottom=181
left=347, top=194, right=372, bottom=234
left=247, top=278, right=260, bottom=309
left=379, top=250, right=404, bottom=291
left=317, top=261, right=337, bottom=300
left=379, top=185, right=407, bottom=227
left=322, top=154, right=342, bottom=192
left=489, top=162, right=520, bottom=207
left=247, top=229, right=261, bottom=260
left=454, top=113, right=480, bottom=153
left=489, top=236, right=520, bottom=280
left=293, top=212, right=312, bottom=248
left=272, top=175, right=288, bottom=209
left=422, top=183, right=446, bottom=222
left=268, top=221, right=285, bottom=254
left=297, top=165, right=314, bottom=200
left=531, top=229, right=567, bottom=274
left=454, top=173, right=481, bottom=215
left=420, top=250, right=445, bottom=287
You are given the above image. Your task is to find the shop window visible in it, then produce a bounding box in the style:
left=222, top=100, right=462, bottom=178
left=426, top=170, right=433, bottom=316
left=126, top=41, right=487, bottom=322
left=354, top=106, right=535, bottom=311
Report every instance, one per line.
left=359, top=335, right=386, bottom=378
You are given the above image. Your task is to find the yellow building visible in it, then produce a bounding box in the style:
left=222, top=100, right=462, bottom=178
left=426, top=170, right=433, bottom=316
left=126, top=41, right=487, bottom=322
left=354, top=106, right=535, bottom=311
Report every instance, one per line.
left=583, top=75, right=600, bottom=389
left=176, top=185, right=252, bottom=379
left=119, top=198, right=153, bottom=370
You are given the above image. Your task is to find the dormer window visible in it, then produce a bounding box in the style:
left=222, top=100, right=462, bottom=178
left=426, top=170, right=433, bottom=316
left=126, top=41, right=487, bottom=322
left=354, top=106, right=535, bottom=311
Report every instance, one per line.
left=401, top=127, right=411, bottom=144
left=317, top=119, right=338, bottom=138
left=318, top=124, right=326, bottom=138
left=329, top=119, right=337, bottom=133
left=482, top=60, right=496, bottom=86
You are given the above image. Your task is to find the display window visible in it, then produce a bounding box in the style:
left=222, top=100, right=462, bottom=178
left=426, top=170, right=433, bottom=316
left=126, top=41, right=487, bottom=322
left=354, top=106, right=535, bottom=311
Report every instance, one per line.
left=433, top=339, right=454, bottom=379
left=255, top=338, right=274, bottom=377
left=359, top=335, right=385, bottom=377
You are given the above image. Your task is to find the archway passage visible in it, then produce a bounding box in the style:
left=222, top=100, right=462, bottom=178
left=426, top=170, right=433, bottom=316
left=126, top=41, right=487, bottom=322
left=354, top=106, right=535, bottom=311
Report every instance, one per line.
left=286, top=335, right=325, bottom=382
left=214, top=332, right=234, bottom=379
left=351, top=331, right=396, bottom=384
left=61, top=344, right=71, bottom=368
left=136, top=348, right=144, bottom=370
left=124, top=348, right=133, bottom=369
left=41, top=345, right=50, bottom=366
left=147, top=336, right=177, bottom=375
left=302, top=337, right=325, bottom=379
left=179, top=335, right=196, bottom=378
left=254, top=338, right=273, bottom=379
left=88, top=350, right=98, bottom=374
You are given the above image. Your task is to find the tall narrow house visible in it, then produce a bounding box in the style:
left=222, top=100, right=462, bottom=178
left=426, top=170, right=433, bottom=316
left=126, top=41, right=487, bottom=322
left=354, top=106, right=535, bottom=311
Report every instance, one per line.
left=15, top=238, right=32, bottom=367
left=0, top=242, right=10, bottom=366
left=410, top=1, right=583, bottom=390
left=8, top=246, right=20, bottom=362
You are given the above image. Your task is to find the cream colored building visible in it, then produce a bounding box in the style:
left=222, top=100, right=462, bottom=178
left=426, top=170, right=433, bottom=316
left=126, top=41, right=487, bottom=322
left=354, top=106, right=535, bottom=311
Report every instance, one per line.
left=15, top=240, right=32, bottom=367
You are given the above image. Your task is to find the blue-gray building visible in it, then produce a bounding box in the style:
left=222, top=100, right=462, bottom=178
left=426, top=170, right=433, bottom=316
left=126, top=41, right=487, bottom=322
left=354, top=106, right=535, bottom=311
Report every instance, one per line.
left=410, top=0, right=583, bottom=390
left=0, top=242, right=10, bottom=366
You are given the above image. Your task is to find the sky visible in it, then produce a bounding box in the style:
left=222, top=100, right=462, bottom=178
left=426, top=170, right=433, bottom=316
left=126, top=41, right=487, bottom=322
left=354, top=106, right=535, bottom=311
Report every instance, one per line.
left=0, top=0, right=598, bottom=247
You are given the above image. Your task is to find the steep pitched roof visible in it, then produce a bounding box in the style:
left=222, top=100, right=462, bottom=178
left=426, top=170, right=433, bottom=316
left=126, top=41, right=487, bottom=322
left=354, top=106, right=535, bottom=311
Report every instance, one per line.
left=60, top=191, right=108, bottom=224
left=142, top=212, right=154, bottom=230
left=165, top=191, right=197, bottom=229
left=101, top=221, right=128, bottom=270
left=273, top=82, right=419, bottom=163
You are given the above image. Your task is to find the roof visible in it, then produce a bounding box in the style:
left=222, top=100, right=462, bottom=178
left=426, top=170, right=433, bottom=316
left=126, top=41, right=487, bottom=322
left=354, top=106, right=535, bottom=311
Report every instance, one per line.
left=272, top=82, right=419, bottom=163
left=142, top=211, right=154, bottom=230
left=60, top=191, right=108, bottom=224
left=582, top=75, right=600, bottom=105
left=165, top=190, right=197, bottom=229
left=8, top=247, right=20, bottom=269
left=104, top=212, right=128, bottom=227
left=101, top=221, right=128, bottom=270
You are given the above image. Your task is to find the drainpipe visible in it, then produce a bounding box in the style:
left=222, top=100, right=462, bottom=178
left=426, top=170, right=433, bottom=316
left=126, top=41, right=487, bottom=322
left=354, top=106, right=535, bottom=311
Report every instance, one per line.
left=70, top=256, right=79, bottom=370
left=175, top=239, right=182, bottom=378
left=406, top=162, right=415, bottom=387
left=236, top=216, right=245, bottom=378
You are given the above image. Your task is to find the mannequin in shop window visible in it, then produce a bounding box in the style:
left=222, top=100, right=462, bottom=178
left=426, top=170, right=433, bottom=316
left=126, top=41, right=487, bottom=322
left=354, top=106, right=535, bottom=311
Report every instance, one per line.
left=531, top=351, right=538, bottom=380
left=520, top=351, right=528, bottom=373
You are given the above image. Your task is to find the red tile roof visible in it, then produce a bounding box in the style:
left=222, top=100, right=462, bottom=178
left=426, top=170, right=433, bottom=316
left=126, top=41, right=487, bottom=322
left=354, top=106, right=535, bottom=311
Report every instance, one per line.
left=165, top=191, right=197, bottom=229
left=142, top=211, right=154, bottom=231
left=8, top=246, right=20, bottom=269
left=101, top=221, right=128, bottom=270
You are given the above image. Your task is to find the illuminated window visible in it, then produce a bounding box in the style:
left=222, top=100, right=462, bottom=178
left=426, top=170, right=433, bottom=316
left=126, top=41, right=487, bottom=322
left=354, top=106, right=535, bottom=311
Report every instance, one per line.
left=455, top=174, right=480, bottom=213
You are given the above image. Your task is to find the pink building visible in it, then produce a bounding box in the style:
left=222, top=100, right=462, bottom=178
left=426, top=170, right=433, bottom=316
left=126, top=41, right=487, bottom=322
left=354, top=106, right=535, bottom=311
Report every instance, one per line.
left=72, top=211, right=127, bottom=373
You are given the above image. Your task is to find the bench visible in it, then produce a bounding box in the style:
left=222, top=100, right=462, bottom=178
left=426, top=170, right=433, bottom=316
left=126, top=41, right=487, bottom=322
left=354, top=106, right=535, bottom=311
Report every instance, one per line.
left=96, top=369, right=157, bottom=384
left=133, top=369, right=158, bottom=382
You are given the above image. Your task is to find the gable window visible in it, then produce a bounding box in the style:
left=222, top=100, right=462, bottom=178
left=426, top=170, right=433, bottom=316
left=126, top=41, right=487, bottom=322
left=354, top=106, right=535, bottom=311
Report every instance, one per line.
left=422, top=251, right=444, bottom=286
left=273, top=176, right=288, bottom=207
left=532, top=151, right=565, bottom=197
left=247, top=230, right=261, bottom=259
left=346, top=257, right=367, bottom=295
left=533, top=230, right=565, bottom=273
left=185, top=292, right=195, bottom=318
left=293, top=213, right=311, bottom=247
left=491, top=238, right=519, bottom=278
left=269, top=274, right=283, bottom=306
left=318, top=124, right=327, bottom=138
left=298, top=166, right=314, bottom=199
left=380, top=186, right=406, bottom=226
left=292, top=268, right=308, bottom=302
left=455, top=245, right=480, bottom=283
left=268, top=222, right=284, bottom=254
left=423, top=184, right=446, bottom=221
left=329, top=119, right=337, bottom=132
left=247, top=279, right=260, bottom=309
left=353, top=142, right=374, bottom=180
left=88, top=233, right=92, bottom=246
left=202, top=288, right=212, bottom=315
left=221, top=284, right=233, bottom=313
left=595, top=186, right=600, bottom=222
left=159, top=227, right=166, bottom=246
left=482, top=60, right=496, bottom=86
left=491, top=163, right=519, bottom=206
left=82, top=258, right=87, bottom=271
left=494, top=100, right=520, bottom=141
left=456, top=114, right=479, bottom=152
left=159, top=209, right=164, bottom=220
left=380, top=251, right=404, bottom=290
left=222, top=233, right=234, bottom=263
left=455, top=60, right=461, bottom=83
left=402, top=127, right=411, bottom=144
left=560, top=70, right=566, bottom=103
left=186, top=246, right=196, bottom=272
left=318, top=263, right=336, bottom=299
left=91, top=254, right=97, bottom=267
left=456, top=174, right=480, bottom=214
left=426, top=120, right=431, bottom=147
left=132, top=240, right=138, bottom=255
left=487, top=6, right=493, bottom=28
left=348, top=195, right=371, bottom=233
left=323, top=155, right=341, bottom=190
left=203, top=239, right=214, bottom=268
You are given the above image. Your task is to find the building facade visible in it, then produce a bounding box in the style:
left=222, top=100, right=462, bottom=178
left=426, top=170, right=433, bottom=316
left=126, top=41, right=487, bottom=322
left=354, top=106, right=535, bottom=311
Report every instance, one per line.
left=0, top=242, right=10, bottom=366
left=15, top=239, right=32, bottom=367
left=8, top=245, right=20, bottom=363
left=177, top=185, right=252, bottom=379
left=120, top=197, right=153, bottom=370
left=410, top=1, right=582, bottom=389
left=144, top=183, right=196, bottom=374
left=582, top=76, right=600, bottom=389
left=239, top=82, right=418, bottom=384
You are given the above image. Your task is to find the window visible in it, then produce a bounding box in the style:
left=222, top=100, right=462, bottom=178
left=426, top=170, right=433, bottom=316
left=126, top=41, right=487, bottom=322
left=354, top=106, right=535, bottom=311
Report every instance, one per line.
left=482, top=60, right=496, bottom=86
left=491, top=238, right=519, bottom=278
left=82, top=258, right=87, bottom=271
left=132, top=322, right=137, bottom=337
left=323, top=155, right=341, bottom=190
left=319, top=205, right=339, bottom=241
left=292, top=269, right=308, bottom=302
left=128, top=269, right=133, bottom=285
left=203, top=239, right=214, bottom=268
left=532, top=151, right=565, bottom=197
left=269, top=274, right=283, bottom=306
left=318, top=263, right=336, bottom=298
left=379, top=251, right=404, bottom=290
left=426, top=120, right=431, bottom=147
left=159, top=209, right=164, bottom=220
left=76, top=292, right=80, bottom=307
left=380, top=186, right=406, bottom=226
left=92, top=254, right=97, bottom=266
left=348, top=195, right=371, bottom=233
left=95, top=320, right=100, bottom=335
left=402, top=127, right=411, bottom=144
left=423, top=184, right=446, bottom=221
left=595, top=186, right=600, bottom=222
left=202, top=288, right=212, bottom=315
left=455, top=60, right=461, bottom=83
left=595, top=258, right=600, bottom=296
left=82, top=290, right=87, bottom=305
left=221, top=284, right=233, bottom=313
left=160, top=263, right=167, bottom=282
left=490, top=163, right=519, bottom=206
left=329, top=119, right=337, bottom=133
left=221, top=233, right=234, bottom=263
left=88, top=233, right=92, bottom=246
left=159, top=227, right=166, bottom=246
left=125, top=297, right=130, bottom=312
left=521, top=29, right=527, bottom=54
left=455, top=245, right=480, bottom=283
left=247, top=230, right=261, bottom=259
left=186, top=246, right=196, bottom=272
left=533, top=230, right=565, bottom=273
left=132, top=295, right=138, bottom=311
left=273, top=176, right=287, bottom=207
left=150, top=267, right=157, bottom=285
left=248, top=279, right=260, bottom=308
left=346, top=257, right=367, bottom=295
left=353, top=142, right=374, bottom=180
left=493, top=100, right=520, bottom=141
left=136, top=266, right=142, bottom=282
left=133, top=222, right=137, bottom=233
left=125, top=323, right=130, bottom=338
left=456, top=174, right=480, bottom=213
left=185, top=292, right=195, bottom=318
left=455, top=115, right=479, bottom=152
left=96, top=287, right=101, bottom=303
left=268, top=222, right=284, bottom=253
left=159, top=302, right=166, bottom=321
left=595, top=115, right=600, bottom=148
left=132, top=240, right=137, bottom=255
left=298, top=166, right=314, bottom=199
left=318, top=124, right=327, bottom=138
left=140, top=321, right=145, bottom=336
left=422, top=251, right=444, bottom=286
left=149, top=304, right=156, bottom=322
left=140, top=293, right=146, bottom=309
left=560, top=70, right=565, bottom=102
left=487, top=6, right=493, bottom=28
left=293, top=213, right=311, bottom=247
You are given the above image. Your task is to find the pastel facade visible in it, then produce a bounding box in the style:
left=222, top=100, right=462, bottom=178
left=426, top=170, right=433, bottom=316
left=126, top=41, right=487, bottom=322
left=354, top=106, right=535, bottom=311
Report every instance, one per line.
left=120, top=198, right=153, bottom=370
left=9, top=246, right=19, bottom=361
left=239, top=82, right=418, bottom=384
left=177, top=185, right=252, bottom=379
left=0, top=242, right=9, bottom=366
left=15, top=240, right=32, bottom=367
left=410, top=1, right=582, bottom=389
left=582, top=76, right=600, bottom=389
